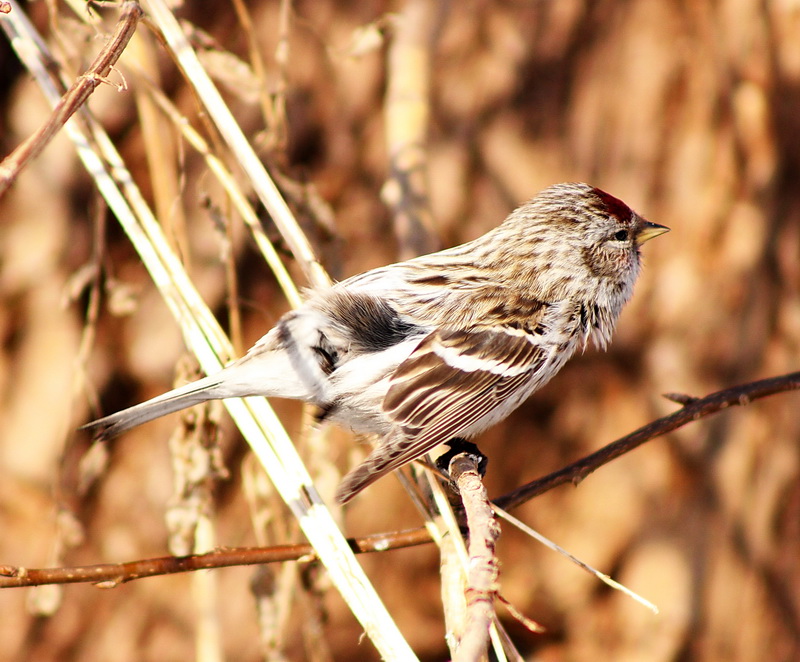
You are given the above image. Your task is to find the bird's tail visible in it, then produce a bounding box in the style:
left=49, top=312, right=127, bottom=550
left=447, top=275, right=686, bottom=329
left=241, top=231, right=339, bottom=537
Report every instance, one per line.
left=82, top=329, right=323, bottom=441
left=81, top=374, right=230, bottom=440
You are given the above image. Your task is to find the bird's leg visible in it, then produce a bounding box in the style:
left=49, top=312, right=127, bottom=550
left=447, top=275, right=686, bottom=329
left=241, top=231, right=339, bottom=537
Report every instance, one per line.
left=435, top=438, right=490, bottom=486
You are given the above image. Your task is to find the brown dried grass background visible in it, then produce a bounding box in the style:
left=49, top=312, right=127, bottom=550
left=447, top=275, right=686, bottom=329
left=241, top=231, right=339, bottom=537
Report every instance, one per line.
left=1, top=0, right=799, bottom=660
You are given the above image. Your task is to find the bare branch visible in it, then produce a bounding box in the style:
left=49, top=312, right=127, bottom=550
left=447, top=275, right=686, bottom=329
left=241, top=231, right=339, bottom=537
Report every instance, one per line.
left=2, top=372, right=797, bottom=591
left=0, top=1, right=142, bottom=197
left=495, top=371, right=800, bottom=511
left=0, top=529, right=432, bottom=589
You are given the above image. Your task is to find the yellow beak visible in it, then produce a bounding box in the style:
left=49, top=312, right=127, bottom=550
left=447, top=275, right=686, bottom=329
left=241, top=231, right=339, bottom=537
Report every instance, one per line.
left=636, top=221, right=670, bottom=245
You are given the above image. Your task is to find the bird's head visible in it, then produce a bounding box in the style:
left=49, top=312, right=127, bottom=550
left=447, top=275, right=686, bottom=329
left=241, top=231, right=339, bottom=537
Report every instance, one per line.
left=501, top=183, right=669, bottom=306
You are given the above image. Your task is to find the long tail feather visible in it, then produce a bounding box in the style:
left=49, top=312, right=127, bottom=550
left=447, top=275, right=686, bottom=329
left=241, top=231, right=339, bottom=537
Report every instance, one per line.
left=81, top=374, right=227, bottom=440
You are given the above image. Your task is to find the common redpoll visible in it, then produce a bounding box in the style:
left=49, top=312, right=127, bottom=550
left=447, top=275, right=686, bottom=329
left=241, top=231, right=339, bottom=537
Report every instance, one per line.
left=83, top=183, right=668, bottom=503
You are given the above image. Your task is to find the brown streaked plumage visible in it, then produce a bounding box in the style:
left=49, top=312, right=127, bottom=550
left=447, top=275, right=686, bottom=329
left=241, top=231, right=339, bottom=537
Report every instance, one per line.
left=82, top=183, right=668, bottom=503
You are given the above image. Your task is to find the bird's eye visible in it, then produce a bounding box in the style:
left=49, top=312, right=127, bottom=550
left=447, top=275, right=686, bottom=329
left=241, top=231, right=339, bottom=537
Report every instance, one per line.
left=613, top=229, right=629, bottom=241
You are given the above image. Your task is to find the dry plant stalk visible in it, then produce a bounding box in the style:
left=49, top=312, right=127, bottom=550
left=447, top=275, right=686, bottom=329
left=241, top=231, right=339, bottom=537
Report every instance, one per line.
left=382, top=0, right=440, bottom=258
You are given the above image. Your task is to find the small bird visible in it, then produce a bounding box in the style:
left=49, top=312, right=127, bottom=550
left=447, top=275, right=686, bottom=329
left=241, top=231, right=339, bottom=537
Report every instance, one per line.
left=83, top=183, right=668, bottom=503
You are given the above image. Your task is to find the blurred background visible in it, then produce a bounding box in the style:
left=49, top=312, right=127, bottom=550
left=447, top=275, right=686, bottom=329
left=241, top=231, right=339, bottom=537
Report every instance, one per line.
left=1, top=0, right=799, bottom=660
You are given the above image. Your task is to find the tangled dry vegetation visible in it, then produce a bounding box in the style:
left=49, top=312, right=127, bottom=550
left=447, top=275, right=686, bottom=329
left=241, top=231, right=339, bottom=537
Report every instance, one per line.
left=1, top=0, right=799, bottom=660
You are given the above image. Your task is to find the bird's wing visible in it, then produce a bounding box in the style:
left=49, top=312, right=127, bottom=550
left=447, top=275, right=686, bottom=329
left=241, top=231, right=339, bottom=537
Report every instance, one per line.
left=335, top=326, right=547, bottom=501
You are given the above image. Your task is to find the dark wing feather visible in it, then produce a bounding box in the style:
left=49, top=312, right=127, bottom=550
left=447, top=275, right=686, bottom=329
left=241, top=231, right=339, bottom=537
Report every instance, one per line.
left=335, top=327, right=546, bottom=502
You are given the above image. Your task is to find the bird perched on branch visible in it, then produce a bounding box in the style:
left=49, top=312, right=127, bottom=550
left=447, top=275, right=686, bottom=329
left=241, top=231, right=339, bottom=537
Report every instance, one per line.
left=83, top=183, right=668, bottom=503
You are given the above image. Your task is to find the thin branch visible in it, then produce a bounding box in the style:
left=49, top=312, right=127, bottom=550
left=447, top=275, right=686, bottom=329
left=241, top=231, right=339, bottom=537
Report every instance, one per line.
left=0, top=529, right=432, bottom=588
left=0, top=1, right=142, bottom=197
left=1, top=372, right=797, bottom=590
left=494, top=370, right=800, bottom=511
